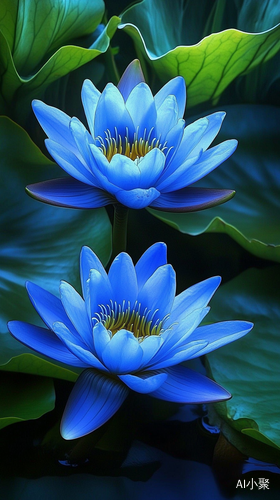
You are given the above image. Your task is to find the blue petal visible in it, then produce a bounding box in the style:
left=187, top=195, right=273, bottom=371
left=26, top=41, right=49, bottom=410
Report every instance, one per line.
left=154, top=77, right=186, bottom=118
left=59, top=281, right=93, bottom=349
left=104, top=154, right=141, bottom=190
left=137, top=264, right=176, bottom=324
left=45, top=139, right=95, bottom=185
left=89, top=144, right=120, bottom=195
left=148, top=307, right=210, bottom=369
left=26, top=178, right=112, bottom=209
left=115, top=187, right=160, bottom=209
left=94, top=83, right=135, bottom=140
left=70, top=117, right=94, bottom=167
left=26, top=281, right=80, bottom=340
left=80, top=246, right=108, bottom=298
left=165, top=276, right=221, bottom=328
left=108, top=252, right=138, bottom=306
left=8, top=321, right=88, bottom=367
left=32, top=100, right=78, bottom=155
left=117, top=59, right=145, bottom=101
left=138, top=149, right=165, bottom=189
left=86, top=269, right=113, bottom=323
left=92, top=322, right=111, bottom=360
left=161, top=140, right=238, bottom=193
left=150, top=187, right=235, bottom=212
left=135, top=242, right=167, bottom=292
left=81, top=79, right=101, bottom=137
left=188, top=111, right=226, bottom=157
left=101, top=330, right=143, bottom=374
left=164, top=119, right=185, bottom=166
left=139, top=335, right=164, bottom=368
left=126, top=82, right=157, bottom=138
left=150, top=365, right=231, bottom=403
left=155, top=150, right=203, bottom=192
left=187, top=320, right=254, bottom=358
left=148, top=340, right=208, bottom=370
left=119, top=372, right=167, bottom=394
left=53, top=322, right=106, bottom=371
left=155, top=95, right=178, bottom=141
left=61, top=369, right=129, bottom=439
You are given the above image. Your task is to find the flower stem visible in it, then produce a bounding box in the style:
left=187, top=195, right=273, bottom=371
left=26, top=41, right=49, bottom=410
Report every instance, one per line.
left=112, top=204, right=129, bottom=258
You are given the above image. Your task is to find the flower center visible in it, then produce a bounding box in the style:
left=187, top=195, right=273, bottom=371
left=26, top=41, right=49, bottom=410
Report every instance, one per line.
left=96, top=128, right=168, bottom=162
left=93, top=300, right=168, bottom=339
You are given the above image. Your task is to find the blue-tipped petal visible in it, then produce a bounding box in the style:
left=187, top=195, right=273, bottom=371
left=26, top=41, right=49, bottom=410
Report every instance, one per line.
left=8, top=321, right=88, bottom=367
left=61, top=369, right=129, bottom=439
left=53, top=322, right=107, bottom=371
left=155, top=307, right=210, bottom=360
left=155, top=95, right=178, bottom=141
left=154, top=76, right=186, bottom=118
left=115, top=187, right=160, bottom=209
left=59, top=281, right=92, bottom=349
left=26, top=178, right=112, bottom=209
left=187, top=320, right=254, bottom=358
left=108, top=252, right=138, bottom=306
left=150, top=187, right=235, bottom=212
left=139, top=335, right=163, bottom=368
left=137, top=149, right=165, bottom=189
left=117, top=59, right=145, bottom=101
left=70, top=117, right=94, bottom=167
left=150, top=365, right=231, bottom=403
left=148, top=340, right=208, bottom=370
left=165, top=276, right=221, bottom=328
left=105, top=154, right=141, bottom=190
left=89, top=144, right=120, bottom=195
left=45, top=139, right=94, bottom=186
left=32, top=100, right=79, bottom=156
left=155, top=150, right=203, bottom=191
left=26, top=281, right=80, bottom=341
left=135, top=242, right=167, bottom=292
left=81, top=79, right=101, bottom=137
left=119, top=372, right=167, bottom=394
left=101, top=330, right=143, bottom=374
left=94, top=83, right=135, bottom=140
left=87, top=269, right=113, bottom=322
left=92, top=322, right=111, bottom=360
left=162, top=139, right=238, bottom=193
left=80, top=246, right=107, bottom=297
left=164, top=118, right=185, bottom=166
left=126, top=82, right=157, bottom=138
left=137, top=264, right=176, bottom=323
left=189, top=111, right=226, bottom=157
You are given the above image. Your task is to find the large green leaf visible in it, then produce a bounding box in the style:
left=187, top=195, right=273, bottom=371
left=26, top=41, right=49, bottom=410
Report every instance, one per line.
left=0, top=372, right=55, bottom=430
left=0, top=117, right=111, bottom=380
left=0, top=0, right=104, bottom=75
left=119, top=0, right=280, bottom=108
left=206, top=266, right=280, bottom=459
left=149, top=104, right=280, bottom=263
left=0, top=0, right=120, bottom=120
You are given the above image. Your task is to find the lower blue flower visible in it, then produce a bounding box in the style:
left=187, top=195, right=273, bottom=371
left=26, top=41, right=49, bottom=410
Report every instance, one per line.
left=8, top=243, right=253, bottom=440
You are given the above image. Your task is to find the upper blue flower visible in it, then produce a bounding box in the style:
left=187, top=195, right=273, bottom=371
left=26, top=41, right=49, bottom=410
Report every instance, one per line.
left=27, top=60, right=237, bottom=211
left=8, top=243, right=253, bottom=440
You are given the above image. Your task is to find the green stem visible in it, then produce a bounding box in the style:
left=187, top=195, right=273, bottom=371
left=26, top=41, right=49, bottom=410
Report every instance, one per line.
left=112, top=204, right=129, bottom=258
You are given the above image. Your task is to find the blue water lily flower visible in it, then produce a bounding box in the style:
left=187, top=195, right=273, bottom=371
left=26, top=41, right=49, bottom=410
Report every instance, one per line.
left=27, top=60, right=237, bottom=212
left=8, top=243, right=253, bottom=440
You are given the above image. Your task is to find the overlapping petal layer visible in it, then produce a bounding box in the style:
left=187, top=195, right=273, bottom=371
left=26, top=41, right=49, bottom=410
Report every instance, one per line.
left=8, top=243, right=253, bottom=439
left=27, top=60, right=236, bottom=213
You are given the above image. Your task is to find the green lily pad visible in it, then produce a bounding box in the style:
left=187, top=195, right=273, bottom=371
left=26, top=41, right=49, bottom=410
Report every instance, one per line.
left=0, top=116, right=111, bottom=380
left=206, top=266, right=280, bottom=458
left=0, top=0, right=120, bottom=120
left=119, top=0, right=280, bottom=108
left=0, top=372, right=55, bottom=430
left=149, top=104, right=280, bottom=263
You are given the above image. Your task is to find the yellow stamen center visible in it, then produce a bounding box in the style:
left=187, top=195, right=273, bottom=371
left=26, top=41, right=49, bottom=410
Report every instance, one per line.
left=93, top=300, right=168, bottom=339
left=97, top=128, right=168, bottom=162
